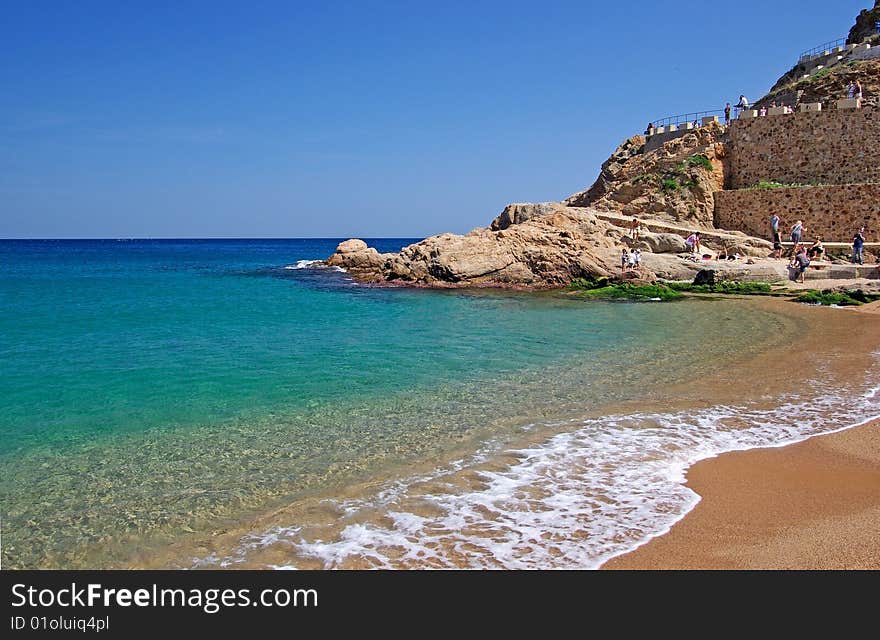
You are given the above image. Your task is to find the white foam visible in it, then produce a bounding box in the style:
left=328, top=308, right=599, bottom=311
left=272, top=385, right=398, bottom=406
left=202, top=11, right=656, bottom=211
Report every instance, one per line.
left=196, top=360, right=880, bottom=570
left=285, top=260, right=321, bottom=270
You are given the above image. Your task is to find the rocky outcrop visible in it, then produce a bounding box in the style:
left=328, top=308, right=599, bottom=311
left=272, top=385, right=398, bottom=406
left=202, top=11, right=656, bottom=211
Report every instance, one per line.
left=565, top=136, right=646, bottom=207
left=847, top=1, right=880, bottom=45
left=564, top=124, right=727, bottom=229
left=490, top=202, right=562, bottom=231
left=328, top=207, right=633, bottom=288
left=325, top=239, right=396, bottom=279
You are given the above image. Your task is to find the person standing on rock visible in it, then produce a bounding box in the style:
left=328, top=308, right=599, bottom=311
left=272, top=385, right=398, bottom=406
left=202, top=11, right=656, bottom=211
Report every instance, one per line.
left=790, top=220, right=804, bottom=249
left=855, top=80, right=863, bottom=101
left=847, top=81, right=857, bottom=99
left=633, top=249, right=642, bottom=271
left=630, top=218, right=642, bottom=242
left=621, top=247, right=630, bottom=272
left=770, top=214, right=783, bottom=259
left=724, top=103, right=732, bottom=125
left=852, top=227, right=866, bottom=265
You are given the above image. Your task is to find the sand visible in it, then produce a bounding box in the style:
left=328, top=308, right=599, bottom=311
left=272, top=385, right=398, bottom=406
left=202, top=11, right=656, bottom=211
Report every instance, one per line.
left=604, top=419, right=880, bottom=570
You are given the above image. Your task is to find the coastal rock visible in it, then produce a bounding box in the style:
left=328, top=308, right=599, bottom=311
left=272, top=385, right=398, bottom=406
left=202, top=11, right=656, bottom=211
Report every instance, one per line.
left=640, top=232, right=688, bottom=254
left=327, top=240, right=394, bottom=275
left=490, top=202, right=561, bottom=231
left=326, top=207, right=621, bottom=287
left=693, top=269, right=716, bottom=286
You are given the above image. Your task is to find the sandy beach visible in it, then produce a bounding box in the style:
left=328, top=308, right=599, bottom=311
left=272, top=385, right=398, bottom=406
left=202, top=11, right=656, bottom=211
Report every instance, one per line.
left=604, top=418, right=880, bottom=570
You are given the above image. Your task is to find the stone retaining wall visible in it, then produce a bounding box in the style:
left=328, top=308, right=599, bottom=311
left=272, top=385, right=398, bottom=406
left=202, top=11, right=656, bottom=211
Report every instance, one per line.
left=728, top=107, right=880, bottom=188
left=714, top=184, right=880, bottom=240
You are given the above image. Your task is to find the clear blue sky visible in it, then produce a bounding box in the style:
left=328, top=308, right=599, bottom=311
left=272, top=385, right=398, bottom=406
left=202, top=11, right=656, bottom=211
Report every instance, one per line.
left=1, top=0, right=870, bottom=238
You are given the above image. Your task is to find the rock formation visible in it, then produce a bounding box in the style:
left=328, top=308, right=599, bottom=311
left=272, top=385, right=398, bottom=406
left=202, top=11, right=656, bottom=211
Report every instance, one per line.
left=564, top=123, right=727, bottom=228
left=328, top=206, right=623, bottom=288
left=847, top=1, right=880, bottom=45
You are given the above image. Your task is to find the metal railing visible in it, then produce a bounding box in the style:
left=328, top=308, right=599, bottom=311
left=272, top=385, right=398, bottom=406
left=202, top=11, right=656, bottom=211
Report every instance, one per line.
left=799, top=37, right=846, bottom=60
left=648, top=109, right=727, bottom=129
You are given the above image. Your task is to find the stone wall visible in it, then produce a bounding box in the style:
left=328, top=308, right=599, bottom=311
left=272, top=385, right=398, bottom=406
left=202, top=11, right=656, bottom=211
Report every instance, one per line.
left=714, top=184, right=880, bottom=240
left=728, top=107, right=880, bottom=188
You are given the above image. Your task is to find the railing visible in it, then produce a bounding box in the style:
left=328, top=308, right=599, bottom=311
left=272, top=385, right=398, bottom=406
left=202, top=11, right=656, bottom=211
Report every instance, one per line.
left=799, top=37, right=846, bottom=60
left=649, top=109, right=727, bottom=129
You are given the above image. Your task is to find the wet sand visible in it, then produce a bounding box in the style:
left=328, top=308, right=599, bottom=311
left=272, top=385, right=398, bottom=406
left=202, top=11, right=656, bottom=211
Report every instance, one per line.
left=604, top=419, right=880, bottom=570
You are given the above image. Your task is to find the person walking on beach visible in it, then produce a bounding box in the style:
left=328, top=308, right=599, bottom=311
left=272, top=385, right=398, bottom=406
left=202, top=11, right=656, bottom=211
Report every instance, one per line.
left=852, top=227, right=866, bottom=265
left=724, top=103, right=731, bottom=124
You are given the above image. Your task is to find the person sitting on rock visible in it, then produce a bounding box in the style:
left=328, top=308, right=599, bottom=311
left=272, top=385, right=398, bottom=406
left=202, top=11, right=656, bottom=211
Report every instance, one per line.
left=808, top=236, right=825, bottom=260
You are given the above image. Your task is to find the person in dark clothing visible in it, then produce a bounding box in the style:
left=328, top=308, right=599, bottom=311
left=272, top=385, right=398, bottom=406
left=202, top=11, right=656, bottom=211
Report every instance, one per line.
left=793, top=248, right=810, bottom=283
left=724, top=103, right=731, bottom=124
left=852, top=227, right=866, bottom=264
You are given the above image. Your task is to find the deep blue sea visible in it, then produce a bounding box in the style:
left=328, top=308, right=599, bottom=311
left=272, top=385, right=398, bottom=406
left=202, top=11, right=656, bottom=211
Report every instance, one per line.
left=1, top=239, right=877, bottom=568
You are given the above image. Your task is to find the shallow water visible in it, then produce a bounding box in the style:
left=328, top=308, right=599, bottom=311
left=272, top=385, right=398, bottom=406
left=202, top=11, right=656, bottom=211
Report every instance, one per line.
left=1, top=239, right=873, bottom=569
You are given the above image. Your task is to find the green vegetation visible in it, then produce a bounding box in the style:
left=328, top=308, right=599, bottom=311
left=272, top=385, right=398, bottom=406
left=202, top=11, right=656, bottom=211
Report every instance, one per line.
left=573, top=283, right=684, bottom=301
left=667, top=281, right=773, bottom=295
left=686, top=154, right=713, bottom=171
left=660, top=178, right=680, bottom=192
left=805, top=67, right=831, bottom=83
left=794, top=289, right=880, bottom=306
left=749, top=180, right=824, bottom=190
left=569, top=278, right=682, bottom=301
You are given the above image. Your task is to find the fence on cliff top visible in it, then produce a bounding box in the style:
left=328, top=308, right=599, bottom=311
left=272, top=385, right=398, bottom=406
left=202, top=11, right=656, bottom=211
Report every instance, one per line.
left=799, top=37, right=847, bottom=60
left=649, top=109, right=726, bottom=129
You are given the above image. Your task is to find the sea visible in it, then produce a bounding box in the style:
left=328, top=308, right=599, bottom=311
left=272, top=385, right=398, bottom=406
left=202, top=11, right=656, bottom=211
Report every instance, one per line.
left=1, top=238, right=878, bottom=569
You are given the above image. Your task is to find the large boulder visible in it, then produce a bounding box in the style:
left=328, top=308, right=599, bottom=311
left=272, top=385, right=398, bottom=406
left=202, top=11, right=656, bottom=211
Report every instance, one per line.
left=326, top=240, right=393, bottom=274
left=640, top=232, right=688, bottom=254
left=490, top=202, right=561, bottom=231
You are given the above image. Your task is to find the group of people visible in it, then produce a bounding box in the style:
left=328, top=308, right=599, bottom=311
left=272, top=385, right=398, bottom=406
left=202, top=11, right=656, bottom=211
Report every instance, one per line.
left=770, top=213, right=870, bottom=280
left=846, top=80, right=864, bottom=101
left=620, top=247, right=642, bottom=272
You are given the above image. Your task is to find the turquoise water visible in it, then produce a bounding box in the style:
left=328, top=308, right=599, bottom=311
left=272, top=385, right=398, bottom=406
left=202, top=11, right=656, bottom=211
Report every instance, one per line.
left=0, top=239, right=805, bottom=568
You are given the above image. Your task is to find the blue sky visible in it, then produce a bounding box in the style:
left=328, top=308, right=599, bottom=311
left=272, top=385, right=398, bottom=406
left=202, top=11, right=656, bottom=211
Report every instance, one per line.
left=1, top=0, right=870, bottom=238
